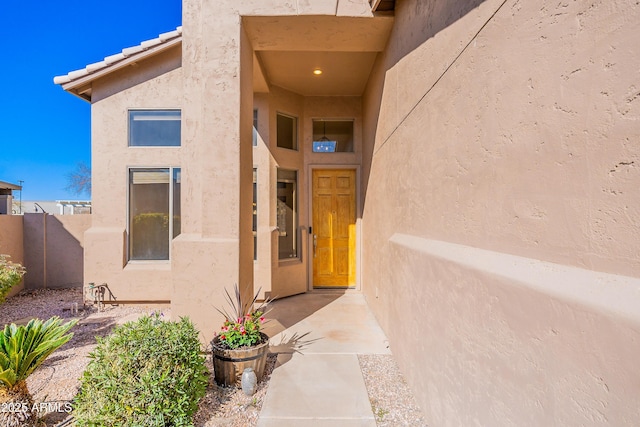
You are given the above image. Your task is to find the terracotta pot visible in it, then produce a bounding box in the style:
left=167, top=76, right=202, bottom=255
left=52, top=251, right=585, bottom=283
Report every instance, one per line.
left=211, top=332, right=269, bottom=387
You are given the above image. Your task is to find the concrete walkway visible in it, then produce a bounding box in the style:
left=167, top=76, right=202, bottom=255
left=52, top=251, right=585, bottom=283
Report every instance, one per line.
left=258, top=291, right=391, bottom=427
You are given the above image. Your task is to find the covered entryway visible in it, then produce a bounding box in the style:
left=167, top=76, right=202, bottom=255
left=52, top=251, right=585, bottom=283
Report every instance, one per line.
left=312, top=169, right=357, bottom=288
left=245, top=12, right=393, bottom=298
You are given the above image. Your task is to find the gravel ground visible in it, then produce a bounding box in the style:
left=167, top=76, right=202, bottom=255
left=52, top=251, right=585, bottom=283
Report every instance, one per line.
left=359, top=354, right=428, bottom=426
left=1, top=288, right=427, bottom=427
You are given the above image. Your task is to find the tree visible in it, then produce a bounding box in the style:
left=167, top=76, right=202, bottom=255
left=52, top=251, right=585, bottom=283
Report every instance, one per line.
left=65, top=161, right=91, bottom=196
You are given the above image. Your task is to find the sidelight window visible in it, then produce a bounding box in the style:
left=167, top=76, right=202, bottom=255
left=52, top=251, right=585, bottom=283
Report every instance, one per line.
left=277, top=169, right=298, bottom=259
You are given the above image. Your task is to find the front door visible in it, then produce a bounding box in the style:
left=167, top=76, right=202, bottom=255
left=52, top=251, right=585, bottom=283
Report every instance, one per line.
left=312, top=169, right=356, bottom=288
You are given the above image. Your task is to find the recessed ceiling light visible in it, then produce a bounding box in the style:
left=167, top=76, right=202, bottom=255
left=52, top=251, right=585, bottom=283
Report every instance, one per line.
left=313, top=68, right=323, bottom=75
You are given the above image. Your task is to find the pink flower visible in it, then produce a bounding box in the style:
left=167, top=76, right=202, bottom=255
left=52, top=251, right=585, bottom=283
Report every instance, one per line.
left=220, top=335, right=226, bottom=340
left=260, top=317, right=265, bottom=323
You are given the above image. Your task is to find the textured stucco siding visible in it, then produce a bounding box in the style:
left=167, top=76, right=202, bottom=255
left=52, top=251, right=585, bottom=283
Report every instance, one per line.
left=362, top=0, right=640, bottom=424
left=86, top=46, right=182, bottom=301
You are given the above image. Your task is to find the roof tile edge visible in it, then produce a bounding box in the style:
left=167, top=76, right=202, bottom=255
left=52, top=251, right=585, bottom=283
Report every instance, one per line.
left=53, top=26, right=183, bottom=86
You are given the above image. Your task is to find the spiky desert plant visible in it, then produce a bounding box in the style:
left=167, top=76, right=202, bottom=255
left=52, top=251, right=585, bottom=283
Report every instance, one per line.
left=0, top=317, right=76, bottom=426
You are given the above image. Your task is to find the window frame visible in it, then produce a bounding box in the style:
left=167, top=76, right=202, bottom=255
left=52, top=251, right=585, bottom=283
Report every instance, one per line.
left=253, top=109, right=258, bottom=147
left=127, top=166, right=181, bottom=262
left=276, top=112, right=299, bottom=151
left=276, top=168, right=299, bottom=261
left=311, top=119, right=355, bottom=153
left=128, top=109, right=182, bottom=147
left=253, top=168, right=257, bottom=261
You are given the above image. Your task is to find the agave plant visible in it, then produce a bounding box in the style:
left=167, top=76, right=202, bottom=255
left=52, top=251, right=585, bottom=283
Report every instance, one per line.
left=0, top=317, right=77, bottom=426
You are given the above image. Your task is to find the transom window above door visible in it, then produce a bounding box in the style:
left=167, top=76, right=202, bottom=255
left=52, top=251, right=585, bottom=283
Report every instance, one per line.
left=312, top=120, right=354, bottom=152
left=129, top=110, right=181, bottom=146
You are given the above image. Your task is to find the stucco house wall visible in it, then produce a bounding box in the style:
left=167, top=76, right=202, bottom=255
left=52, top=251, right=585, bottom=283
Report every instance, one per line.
left=252, top=92, right=275, bottom=299
left=267, top=85, right=308, bottom=298
left=54, top=0, right=640, bottom=423
left=362, top=0, right=640, bottom=424
left=85, top=45, right=182, bottom=301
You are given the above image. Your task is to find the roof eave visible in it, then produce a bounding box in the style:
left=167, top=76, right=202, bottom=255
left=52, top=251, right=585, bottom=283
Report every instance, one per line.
left=54, top=26, right=182, bottom=103
left=0, top=181, right=22, bottom=191
left=370, top=0, right=396, bottom=12
left=60, top=37, right=182, bottom=102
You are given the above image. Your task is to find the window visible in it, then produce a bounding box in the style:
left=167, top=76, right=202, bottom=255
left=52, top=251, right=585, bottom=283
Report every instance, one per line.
left=276, top=112, right=298, bottom=150
left=252, top=109, right=258, bottom=147
left=312, top=120, right=354, bottom=152
left=129, top=110, right=181, bottom=146
left=129, top=168, right=181, bottom=260
left=277, top=169, right=298, bottom=259
left=253, top=168, right=257, bottom=260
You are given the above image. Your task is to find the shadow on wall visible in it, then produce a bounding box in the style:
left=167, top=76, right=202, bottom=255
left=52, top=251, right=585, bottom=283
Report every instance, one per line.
left=361, top=0, right=488, bottom=206
left=23, top=213, right=91, bottom=290
left=387, top=0, right=488, bottom=66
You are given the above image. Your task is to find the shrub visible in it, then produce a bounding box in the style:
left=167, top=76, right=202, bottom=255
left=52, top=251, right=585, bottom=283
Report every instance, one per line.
left=0, top=255, right=26, bottom=304
left=73, top=314, right=208, bottom=426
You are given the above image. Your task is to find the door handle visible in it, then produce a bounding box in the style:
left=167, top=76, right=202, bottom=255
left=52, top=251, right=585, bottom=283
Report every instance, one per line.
left=313, top=234, right=317, bottom=257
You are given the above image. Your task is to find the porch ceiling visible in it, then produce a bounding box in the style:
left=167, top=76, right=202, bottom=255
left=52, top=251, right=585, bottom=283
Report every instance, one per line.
left=258, top=51, right=378, bottom=96
left=244, top=15, right=394, bottom=97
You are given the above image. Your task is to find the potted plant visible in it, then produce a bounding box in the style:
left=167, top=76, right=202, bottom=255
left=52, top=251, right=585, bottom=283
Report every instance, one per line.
left=211, top=284, right=270, bottom=387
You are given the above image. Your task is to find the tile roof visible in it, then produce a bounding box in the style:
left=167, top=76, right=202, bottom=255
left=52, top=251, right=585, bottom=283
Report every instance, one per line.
left=0, top=180, right=22, bottom=191
left=53, top=26, right=182, bottom=88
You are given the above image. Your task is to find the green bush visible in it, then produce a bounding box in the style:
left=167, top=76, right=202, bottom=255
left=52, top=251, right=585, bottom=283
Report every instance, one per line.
left=73, top=314, right=208, bottom=426
left=0, top=255, right=26, bottom=304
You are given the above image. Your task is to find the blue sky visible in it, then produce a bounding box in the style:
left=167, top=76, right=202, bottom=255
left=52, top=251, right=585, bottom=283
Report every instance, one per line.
left=0, top=0, right=182, bottom=201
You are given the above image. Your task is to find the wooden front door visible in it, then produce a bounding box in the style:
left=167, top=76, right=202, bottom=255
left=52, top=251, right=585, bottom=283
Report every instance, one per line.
left=312, top=169, right=356, bottom=288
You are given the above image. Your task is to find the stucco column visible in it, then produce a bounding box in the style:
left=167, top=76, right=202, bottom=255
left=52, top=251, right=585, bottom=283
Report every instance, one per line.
left=173, top=0, right=254, bottom=341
